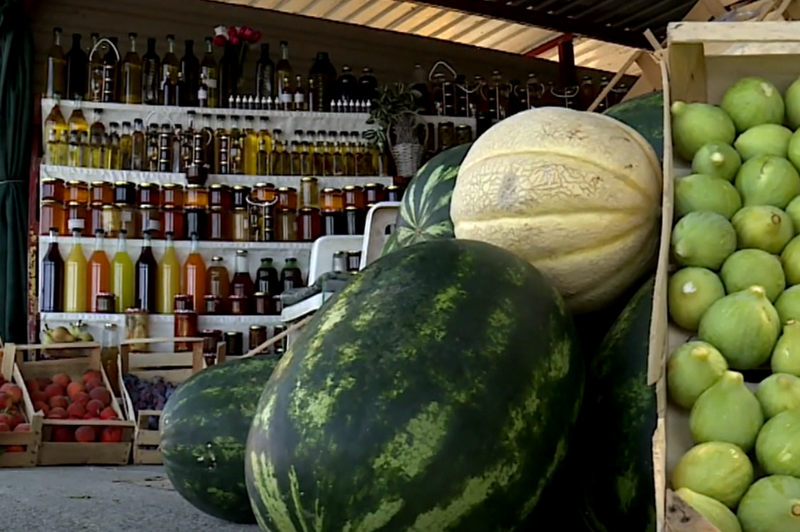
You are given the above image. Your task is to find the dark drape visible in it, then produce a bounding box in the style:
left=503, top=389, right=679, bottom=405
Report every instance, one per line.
left=0, top=0, right=32, bottom=343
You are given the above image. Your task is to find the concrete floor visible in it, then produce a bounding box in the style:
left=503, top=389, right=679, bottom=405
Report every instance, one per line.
left=0, top=465, right=258, bottom=532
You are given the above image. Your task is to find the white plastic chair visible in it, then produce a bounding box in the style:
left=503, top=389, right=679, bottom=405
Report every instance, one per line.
left=360, top=201, right=401, bottom=269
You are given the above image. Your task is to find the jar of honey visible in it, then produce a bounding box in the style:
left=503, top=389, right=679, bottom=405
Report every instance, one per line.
left=101, top=204, right=120, bottom=237
left=41, top=200, right=66, bottom=236
left=386, top=185, right=403, bottom=202
left=115, top=202, right=138, bottom=238
left=254, top=182, right=276, bottom=203
left=232, top=185, right=250, bottom=209
left=114, top=181, right=136, bottom=205
left=174, top=309, right=199, bottom=351
left=65, top=201, right=89, bottom=235
left=455, top=124, right=473, bottom=145
left=276, top=187, right=298, bottom=210
left=320, top=188, right=344, bottom=212
left=345, top=205, right=365, bottom=235
left=139, top=205, right=162, bottom=238
left=253, top=293, right=271, bottom=315
left=185, top=184, right=209, bottom=209
left=137, top=183, right=161, bottom=207
left=208, top=207, right=229, bottom=240
left=186, top=208, right=208, bottom=241
left=249, top=325, right=267, bottom=351
left=228, top=295, right=248, bottom=316
left=297, top=207, right=321, bottom=242
left=364, top=183, right=386, bottom=204
left=95, top=292, right=116, bottom=313
left=204, top=294, right=224, bottom=315
left=299, top=177, right=319, bottom=208
left=90, top=203, right=103, bottom=236
left=277, top=208, right=298, bottom=241
left=209, top=184, right=232, bottom=209
left=232, top=208, right=249, bottom=242
left=90, top=181, right=113, bottom=204
left=173, top=294, right=193, bottom=311
left=162, top=183, right=184, bottom=208
left=160, top=206, right=186, bottom=240
left=66, top=180, right=89, bottom=204
left=41, top=178, right=65, bottom=202
left=343, top=185, right=364, bottom=209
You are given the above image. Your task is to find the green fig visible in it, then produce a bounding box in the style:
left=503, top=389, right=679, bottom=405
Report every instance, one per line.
left=732, top=205, right=794, bottom=255
left=689, top=371, right=765, bottom=452
left=667, top=341, right=728, bottom=409
left=674, top=488, right=743, bottom=532
left=721, top=76, right=785, bottom=132
left=755, top=373, right=800, bottom=419
left=780, top=236, right=800, bottom=285
left=675, top=174, right=742, bottom=220
left=775, top=287, right=800, bottom=324
left=735, top=124, right=793, bottom=161
left=720, top=249, right=785, bottom=302
left=668, top=268, right=726, bottom=331
left=737, top=475, right=800, bottom=532
left=692, top=142, right=741, bottom=182
left=785, top=74, right=800, bottom=129
left=672, top=101, right=737, bottom=161
left=755, top=410, right=800, bottom=478
left=672, top=211, right=737, bottom=270
left=784, top=195, right=800, bottom=231
left=773, top=320, right=800, bottom=377
left=698, top=285, right=781, bottom=370
left=671, top=441, right=754, bottom=508
left=735, top=155, right=800, bottom=209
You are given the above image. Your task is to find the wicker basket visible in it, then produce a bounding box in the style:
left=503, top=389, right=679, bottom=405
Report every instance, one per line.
left=391, top=143, right=425, bottom=178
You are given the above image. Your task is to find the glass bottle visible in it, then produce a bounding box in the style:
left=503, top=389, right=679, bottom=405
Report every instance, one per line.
left=335, top=65, right=358, bottom=105
left=214, top=115, right=229, bottom=174
left=342, top=132, right=356, bottom=175
left=79, top=131, right=90, bottom=168
left=86, top=33, right=105, bottom=102
left=293, top=74, right=306, bottom=111
left=411, top=63, right=431, bottom=114
left=255, top=257, right=279, bottom=295
left=183, top=233, right=206, bottom=314
left=67, top=130, right=81, bottom=167
left=218, top=42, right=237, bottom=108
left=102, top=37, right=120, bottom=103
left=200, top=113, right=215, bottom=171
left=142, top=37, right=161, bottom=105
left=206, top=256, right=230, bottom=302
left=135, top=231, right=157, bottom=313
left=111, top=230, right=135, bottom=312
left=279, top=75, right=293, bottom=111
left=44, top=99, right=68, bottom=164
left=290, top=131, right=302, bottom=176
left=45, top=27, right=67, bottom=99
left=308, top=52, right=336, bottom=112
left=230, top=115, right=243, bottom=175
left=65, top=33, right=87, bottom=101
left=120, top=121, right=133, bottom=170
left=231, top=249, right=255, bottom=302
left=200, top=37, right=218, bottom=108
left=146, top=123, right=160, bottom=171
left=274, top=41, right=293, bottom=101
left=270, top=128, right=290, bottom=175
left=257, top=135, right=269, bottom=176
left=181, top=40, right=200, bottom=107
left=157, top=232, right=181, bottom=314
left=121, top=33, right=142, bottom=104
left=41, top=229, right=64, bottom=312
left=106, top=122, right=121, bottom=170
left=161, top=35, right=179, bottom=105
left=280, top=258, right=304, bottom=292
left=255, top=43, right=274, bottom=99
left=68, top=104, right=89, bottom=135
left=175, top=71, right=187, bottom=107
left=244, top=116, right=258, bottom=175
left=358, top=67, right=378, bottom=104
left=64, top=229, right=88, bottom=313
left=87, top=229, right=110, bottom=313
left=299, top=130, right=312, bottom=175
left=101, top=323, right=121, bottom=394
left=132, top=118, right=146, bottom=170
left=315, top=130, right=328, bottom=176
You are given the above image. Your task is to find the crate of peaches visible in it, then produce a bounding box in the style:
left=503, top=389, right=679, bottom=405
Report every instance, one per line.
left=0, top=351, right=43, bottom=467
left=12, top=344, right=135, bottom=465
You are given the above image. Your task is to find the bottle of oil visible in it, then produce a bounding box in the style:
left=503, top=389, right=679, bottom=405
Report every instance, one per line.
left=86, top=33, right=105, bottom=102
left=67, top=104, right=89, bottom=135
left=270, top=128, right=287, bottom=175
left=67, top=130, right=81, bottom=167
left=120, top=121, right=133, bottom=169
left=132, top=119, right=146, bottom=170
left=158, top=123, right=173, bottom=173
left=200, top=114, right=215, bottom=172
left=45, top=27, right=67, bottom=99
left=290, top=132, right=302, bottom=175
left=257, top=136, right=269, bottom=176
left=142, top=38, right=160, bottom=105
left=106, top=122, right=121, bottom=170
left=299, top=131, right=312, bottom=176
left=45, top=129, right=62, bottom=166
left=214, top=115, right=230, bottom=174
left=308, top=52, right=336, bottom=112
left=218, top=43, right=237, bottom=108
left=121, top=33, right=142, bottom=104
left=81, top=132, right=91, bottom=167
left=274, top=41, right=293, bottom=101
left=255, top=43, right=274, bottom=100
left=315, top=130, right=328, bottom=176
left=181, top=40, right=200, bottom=107
left=65, top=33, right=87, bottom=101
left=44, top=98, right=68, bottom=164
left=279, top=75, right=293, bottom=111
left=146, top=124, right=160, bottom=172
left=329, top=131, right=344, bottom=176
left=244, top=116, right=258, bottom=175
left=323, top=131, right=335, bottom=176
left=89, top=109, right=105, bottom=168
left=161, top=35, right=179, bottom=105
left=293, top=74, right=306, bottom=111
left=229, top=115, right=243, bottom=175
left=200, top=38, right=218, bottom=108
left=342, top=132, right=356, bottom=175
left=101, top=37, right=120, bottom=103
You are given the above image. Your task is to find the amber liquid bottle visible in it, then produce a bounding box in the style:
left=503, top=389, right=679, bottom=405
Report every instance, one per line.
left=200, top=38, right=218, bottom=108
left=102, top=37, right=121, bottom=103
left=45, top=27, right=67, bottom=99
left=142, top=37, right=161, bottom=105
left=41, top=229, right=65, bottom=312
left=274, top=41, right=293, bottom=101
left=161, top=35, right=180, bottom=105
left=255, top=43, right=274, bottom=100
left=65, top=33, right=87, bottom=101
left=135, top=232, right=157, bottom=313
left=231, top=250, right=255, bottom=311
left=121, top=33, right=143, bottom=104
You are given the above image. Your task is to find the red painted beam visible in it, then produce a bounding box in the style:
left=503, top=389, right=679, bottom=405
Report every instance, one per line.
left=524, top=33, right=573, bottom=57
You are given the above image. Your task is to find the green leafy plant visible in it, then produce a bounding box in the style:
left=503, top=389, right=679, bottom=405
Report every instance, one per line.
left=363, top=82, right=423, bottom=150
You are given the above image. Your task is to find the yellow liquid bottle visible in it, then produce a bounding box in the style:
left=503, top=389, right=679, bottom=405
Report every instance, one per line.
left=157, top=232, right=181, bottom=314
left=44, top=98, right=67, bottom=162
left=244, top=116, right=258, bottom=175
left=64, top=230, right=88, bottom=312
left=68, top=105, right=89, bottom=135
left=121, top=33, right=143, bottom=105
left=45, top=27, right=67, bottom=99
left=120, top=121, right=133, bottom=170
left=110, top=231, right=135, bottom=313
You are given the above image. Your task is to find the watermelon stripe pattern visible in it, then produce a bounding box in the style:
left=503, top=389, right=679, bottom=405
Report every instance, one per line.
left=246, top=239, right=585, bottom=532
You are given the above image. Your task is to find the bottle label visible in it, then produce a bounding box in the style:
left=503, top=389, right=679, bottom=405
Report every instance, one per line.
left=68, top=218, right=85, bottom=231
left=280, top=93, right=292, bottom=104
left=205, top=78, right=217, bottom=89
left=198, top=87, right=208, bottom=101
left=148, top=220, right=161, bottom=231
left=294, top=93, right=305, bottom=104
left=122, top=210, right=133, bottom=222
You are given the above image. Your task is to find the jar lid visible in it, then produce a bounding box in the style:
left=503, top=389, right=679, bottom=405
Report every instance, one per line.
left=321, top=187, right=337, bottom=193
left=236, top=249, right=248, bottom=256
left=299, top=206, right=317, bottom=212
left=387, top=185, right=400, bottom=190
left=102, top=204, right=117, bottom=210
left=90, top=180, right=106, bottom=186
left=276, top=186, right=292, bottom=192
left=41, top=199, right=60, bottom=204
left=186, top=184, right=203, bottom=189
left=42, top=177, right=64, bottom=183
left=162, top=183, right=183, bottom=189
left=209, top=183, right=227, bottom=189
left=204, top=294, right=222, bottom=299
left=250, top=325, right=267, bottom=331
left=162, top=204, right=179, bottom=211
left=254, top=292, right=267, bottom=297
left=254, top=182, right=269, bottom=188
left=125, top=308, right=147, bottom=314
left=228, top=294, right=247, bottom=300
left=114, top=181, right=133, bottom=186
left=113, top=202, right=131, bottom=208
left=97, top=292, right=115, bottom=297
left=233, top=207, right=247, bottom=211
left=210, top=206, right=224, bottom=211
left=90, top=201, right=103, bottom=207
left=211, top=256, right=224, bottom=262
left=278, top=207, right=295, bottom=212
left=300, top=176, right=317, bottom=182
left=140, top=203, right=155, bottom=209
left=138, top=182, right=159, bottom=189
left=345, top=205, right=359, bottom=211
left=224, top=331, right=242, bottom=338
left=66, top=180, right=85, bottom=186
left=364, top=183, right=381, bottom=188
left=343, top=185, right=359, bottom=191
left=232, top=185, right=249, bottom=191
left=66, top=200, right=81, bottom=206
left=455, top=124, right=471, bottom=130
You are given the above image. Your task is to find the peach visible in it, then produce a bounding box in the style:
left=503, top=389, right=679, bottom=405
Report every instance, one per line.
left=51, top=426, right=74, bottom=442
left=0, top=392, right=11, bottom=410
left=66, top=381, right=85, bottom=398
left=85, top=379, right=103, bottom=392
left=85, top=399, right=103, bottom=416
left=82, top=370, right=102, bottom=384
left=0, top=413, right=12, bottom=427
left=30, top=390, right=47, bottom=404
left=0, top=422, right=9, bottom=432
left=100, top=426, right=123, bottom=443
left=14, top=423, right=30, bottom=432
left=89, top=387, right=112, bottom=406
left=0, top=383, right=22, bottom=404
left=71, top=391, right=90, bottom=407
left=48, top=395, right=69, bottom=409
left=75, top=426, right=95, bottom=443
left=35, top=377, right=52, bottom=390
left=52, top=373, right=71, bottom=389
left=84, top=412, right=99, bottom=420
left=9, top=413, right=24, bottom=428
left=25, top=379, right=40, bottom=393
left=43, top=384, right=64, bottom=399
left=99, top=407, right=117, bottom=420
left=47, top=407, right=67, bottom=419
left=66, top=403, right=85, bottom=419
left=33, top=402, right=50, bottom=416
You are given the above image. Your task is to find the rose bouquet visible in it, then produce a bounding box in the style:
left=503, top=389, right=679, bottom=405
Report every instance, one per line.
left=213, top=25, right=262, bottom=80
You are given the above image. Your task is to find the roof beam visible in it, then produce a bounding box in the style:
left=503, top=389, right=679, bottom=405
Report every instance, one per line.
left=409, top=0, right=652, bottom=48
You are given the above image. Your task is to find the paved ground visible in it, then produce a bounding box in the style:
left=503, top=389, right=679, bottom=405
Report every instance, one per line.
left=0, top=465, right=259, bottom=532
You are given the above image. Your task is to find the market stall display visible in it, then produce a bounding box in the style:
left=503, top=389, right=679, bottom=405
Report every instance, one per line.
left=0, top=353, right=43, bottom=468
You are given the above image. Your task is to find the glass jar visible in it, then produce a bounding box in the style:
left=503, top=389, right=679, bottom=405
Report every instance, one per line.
left=333, top=250, right=348, bottom=273
left=95, top=292, right=116, bottom=313
left=276, top=187, right=298, bottom=210
left=90, top=203, right=103, bottom=236
left=272, top=294, right=283, bottom=315
left=174, top=309, right=199, bottom=352
left=137, top=183, right=161, bottom=207
left=347, top=250, right=362, bottom=272
left=254, top=182, right=276, bottom=203
left=386, top=185, right=403, bottom=202
left=297, top=207, right=321, bottom=242
left=232, top=185, right=250, bottom=209
left=41, top=200, right=66, bottom=236
left=174, top=294, right=193, bottom=311
left=204, top=294, right=224, bottom=315
left=162, top=183, right=184, bottom=208
left=322, top=210, right=346, bottom=236
left=320, top=187, right=344, bottom=212
left=90, top=181, right=112, bottom=204
left=160, top=206, right=186, bottom=240
left=186, top=184, right=209, bottom=209
left=343, top=185, right=364, bottom=209
left=345, top=205, right=366, bottom=235
left=201, top=329, right=223, bottom=365
left=228, top=295, right=248, bottom=316
left=208, top=207, right=229, bottom=240
left=101, top=204, right=121, bottom=237
left=139, top=204, right=162, bottom=238
left=224, top=331, right=244, bottom=358
left=115, top=202, right=138, bottom=238
left=272, top=324, right=288, bottom=354
left=249, top=325, right=267, bottom=351
left=299, top=177, right=319, bottom=208
left=209, top=184, right=232, bottom=209
left=114, top=181, right=136, bottom=205
left=66, top=180, right=89, bottom=204
left=438, top=121, right=456, bottom=150
left=277, top=208, right=297, bottom=242
left=253, top=292, right=271, bottom=315
left=65, top=201, right=89, bottom=235
left=42, top=178, right=65, bottom=202
left=186, top=208, right=208, bottom=241
left=232, top=208, right=250, bottom=241
left=125, top=309, right=149, bottom=353
left=364, top=183, right=386, bottom=204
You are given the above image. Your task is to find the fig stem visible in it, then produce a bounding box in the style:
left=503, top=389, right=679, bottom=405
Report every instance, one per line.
left=710, top=152, right=724, bottom=166
left=772, top=214, right=782, bottom=225
left=792, top=503, right=800, bottom=517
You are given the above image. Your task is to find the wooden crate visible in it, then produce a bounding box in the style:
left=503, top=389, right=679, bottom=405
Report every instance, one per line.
left=0, top=345, right=44, bottom=467
left=119, top=337, right=222, bottom=465
left=11, top=343, right=135, bottom=466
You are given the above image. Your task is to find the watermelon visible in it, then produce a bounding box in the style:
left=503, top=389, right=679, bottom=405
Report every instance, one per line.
left=246, top=239, right=585, bottom=532
left=579, top=277, right=658, bottom=532
left=604, top=91, right=664, bottom=163
left=382, top=143, right=472, bottom=256
left=160, top=355, right=281, bottom=524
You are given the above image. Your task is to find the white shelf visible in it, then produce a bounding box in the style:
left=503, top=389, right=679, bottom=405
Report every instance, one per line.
left=47, top=236, right=314, bottom=252
left=38, top=165, right=395, bottom=188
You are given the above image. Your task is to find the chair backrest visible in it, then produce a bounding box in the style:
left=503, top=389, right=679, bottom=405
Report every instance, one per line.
left=307, top=235, right=364, bottom=285
left=359, top=201, right=401, bottom=270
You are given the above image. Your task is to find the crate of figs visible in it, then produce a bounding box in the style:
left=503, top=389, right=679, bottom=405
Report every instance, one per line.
left=0, top=352, right=43, bottom=467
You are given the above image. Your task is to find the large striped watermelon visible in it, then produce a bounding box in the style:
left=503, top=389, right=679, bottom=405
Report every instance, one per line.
left=160, top=355, right=281, bottom=524
left=604, top=91, right=664, bottom=163
left=246, top=239, right=585, bottom=532
left=579, top=277, right=658, bottom=532
left=382, top=143, right=472, bottom=256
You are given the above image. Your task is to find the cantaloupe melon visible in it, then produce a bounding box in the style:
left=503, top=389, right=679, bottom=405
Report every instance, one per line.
left=450, top=107, right=662, bottom=313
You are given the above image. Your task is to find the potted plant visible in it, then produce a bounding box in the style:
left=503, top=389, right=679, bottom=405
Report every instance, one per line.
left=363, top=82, right=425, bottom=178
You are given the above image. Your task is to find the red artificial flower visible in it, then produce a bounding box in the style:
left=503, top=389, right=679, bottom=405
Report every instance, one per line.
left=229, top=34, right=240, bottom=46
left=248, top=30, right=262, bottom=44
left=228, top=26, right=239, bottom=40
left=212, top=35, right=228, bottom=47
left=239, top=26, right=261, bottom=43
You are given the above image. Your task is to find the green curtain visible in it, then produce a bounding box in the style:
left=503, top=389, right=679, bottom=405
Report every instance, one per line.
left=0, top=0, right=32, bottom=344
